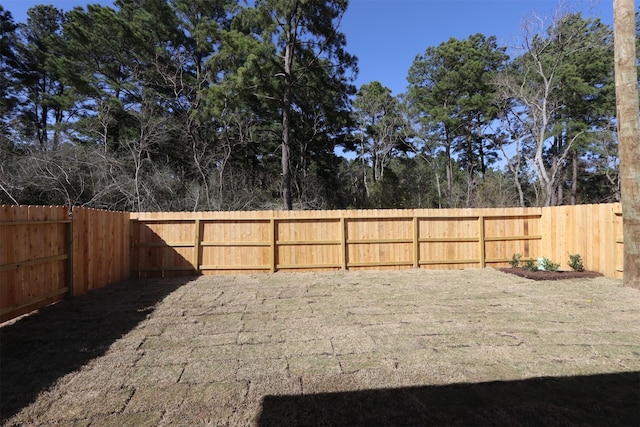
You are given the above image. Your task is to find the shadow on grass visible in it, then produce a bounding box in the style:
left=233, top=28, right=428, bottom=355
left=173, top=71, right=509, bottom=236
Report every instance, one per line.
left=0, top=276, right=196, bottom=422
left=258, top=371, right=640, bottom=426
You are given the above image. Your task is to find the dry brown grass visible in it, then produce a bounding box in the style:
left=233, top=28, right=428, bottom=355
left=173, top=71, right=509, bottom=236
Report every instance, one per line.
left=1, top=269, right=639, bottom=426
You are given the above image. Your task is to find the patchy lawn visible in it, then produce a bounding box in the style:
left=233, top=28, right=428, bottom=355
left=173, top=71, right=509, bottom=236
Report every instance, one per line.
left=1, top=269, right=639, bottom=426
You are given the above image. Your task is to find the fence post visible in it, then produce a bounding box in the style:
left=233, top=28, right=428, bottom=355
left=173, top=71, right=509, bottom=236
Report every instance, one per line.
left=270, top=218, right=276, bottom=273
left=478, top=216, right=486, bottom=268
left=413, top=216, right=419, bottom=268
left=194, top=219, right=201, bottom=273
left=614, top=210, right=624, bottom=277
left=66, top=208, right=74, bottom=296
left=340, top=216, right=347, bottom=270
left=129, top=219, right=137, bottom=279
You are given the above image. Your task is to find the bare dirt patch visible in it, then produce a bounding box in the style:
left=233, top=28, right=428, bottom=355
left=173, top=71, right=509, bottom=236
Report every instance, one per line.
left=1, top=269, right=639, bottom=426
left=499, top=267, right=604, bottom=281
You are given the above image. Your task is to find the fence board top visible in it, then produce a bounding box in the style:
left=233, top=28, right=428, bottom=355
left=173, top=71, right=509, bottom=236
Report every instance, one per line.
left=130, top=206, right=554, bottom=221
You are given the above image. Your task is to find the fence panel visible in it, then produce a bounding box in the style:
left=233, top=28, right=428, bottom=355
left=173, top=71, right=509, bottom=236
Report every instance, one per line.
left=276, top=217, right=342, bottom=271
left=72, top=207, right=130, bottom=295
left=0, top=205, right=70, bottom=323
left=417, top=215, right=480, bottom=269
left=201, top=219, right=272, bottom=273
left=539, top=203, right=621, bottom=276
left=347, top=216, right=413, bottom=270
left=130, top=204, right=622, bottom=278
left=483, top=212, right=542, bottom=265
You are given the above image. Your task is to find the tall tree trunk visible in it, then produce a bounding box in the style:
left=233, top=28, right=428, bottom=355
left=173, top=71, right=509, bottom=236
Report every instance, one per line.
left=614, top=0, right=640, bottom=289
left=557, top=178, right=563, bottom=206
left=53, top=108, right=63, bottom=151
left=444, top=129, right=453, bottom=207
left=281, top=95, right=292, bottom=210
left=571, top=150, right=578, bottom=205
left=435, top=170, right=442, bottom=209
left=281, top=27, right=294, bottom=210
left=515, top=178, right=525, bottom=207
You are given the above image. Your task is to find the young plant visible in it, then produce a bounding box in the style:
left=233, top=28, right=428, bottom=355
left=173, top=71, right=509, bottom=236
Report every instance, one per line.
left=568, top=253, right=584, bottom=271
left=539, top=257, right=560, bottom=272
left=509, top=253, right=522, bottom=268
left=523, top=259, right=538, bottom=271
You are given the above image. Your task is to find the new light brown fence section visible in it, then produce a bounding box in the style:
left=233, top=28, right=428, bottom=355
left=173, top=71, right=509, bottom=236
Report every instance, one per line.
left=72, top=207, right=130, bottom=295
left=417, top=207, right=543, bottom=270
left=1, top=205, right=70, bottom=322
left=131, top=206, right=574, bottom=276
left=539, top=203, right=622, bottom=278
left=1, top=206, right=131, bottom=323
left=2, top=204, right=622, bottom=322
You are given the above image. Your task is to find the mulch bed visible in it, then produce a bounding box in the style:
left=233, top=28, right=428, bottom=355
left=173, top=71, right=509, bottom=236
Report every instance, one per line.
left=499, top=267, right=603, bottom=281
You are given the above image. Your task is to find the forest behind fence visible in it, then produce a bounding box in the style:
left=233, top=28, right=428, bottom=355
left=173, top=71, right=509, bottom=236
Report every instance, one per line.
left=1, top=203, right=623, bottom=323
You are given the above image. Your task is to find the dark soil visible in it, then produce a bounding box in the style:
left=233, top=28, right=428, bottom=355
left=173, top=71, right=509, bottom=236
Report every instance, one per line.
left=499, top=267, right=603, bottom=281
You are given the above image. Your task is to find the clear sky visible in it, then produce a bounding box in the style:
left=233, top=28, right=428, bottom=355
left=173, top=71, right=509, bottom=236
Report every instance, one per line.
left=5, top=0, right=614, bottom=96
left=342, top=0, right=613, bottom=95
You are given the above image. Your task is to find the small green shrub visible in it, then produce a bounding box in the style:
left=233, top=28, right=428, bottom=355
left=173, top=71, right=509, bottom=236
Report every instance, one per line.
left=523, top=259, right=537, bottom=271
left=509, top=253, right=522, bottom=267
left=539, top=257, right=560, bottom=272
left=568, top=253, right=584, bottom=271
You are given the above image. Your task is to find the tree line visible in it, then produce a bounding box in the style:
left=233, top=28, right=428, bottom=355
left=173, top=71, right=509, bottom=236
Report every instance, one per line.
left=0, top=1, right=637, bottom=211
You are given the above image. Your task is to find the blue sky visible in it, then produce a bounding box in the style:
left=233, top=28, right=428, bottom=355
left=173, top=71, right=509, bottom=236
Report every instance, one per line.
left=342, top=0, right=612, bottom=95
left=5, top=0, right=613, bottom=96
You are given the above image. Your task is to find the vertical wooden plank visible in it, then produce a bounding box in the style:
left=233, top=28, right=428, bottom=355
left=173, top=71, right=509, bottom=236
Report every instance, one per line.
left=66, top=208, right=73, bottom=296
left=87, top=208, right=95, bottom=292
left=613, top=207, right=624, bottom=278
left=75, top=207, right=89, bottom=295
left=89, top=208, right=97, bottom=290
left=52, top=206, right=63, bottom=295
left=106, top=209, right=113, bottom=284
left=102, top=209, right=108, bottom=284
left=72, top=206, right=80, bottom=294
left=81, top=207, right=90, bottom=294
left=194, top=219, right=201, bottom=272
left=478, top=216, right=485, bottom=268
left=43, top=206, right=54, bottom=296
left=122, top=211, right=130, bottom=280
left=0, top=205, right=17, bottom=313
left=12, top=205, right=27, bottom=317
left=585, top=204, right=595, bottom=272
left=98, top=209, right=105, bottom=285
left=413, top=215, right=419, bottom=268
left=270, top=218, right=276, bottom=273
left=130, top=218, right=138, bottom=278
left=340, top=216, right=347, bottom=270
left=28, top=206, right=43, bottom=302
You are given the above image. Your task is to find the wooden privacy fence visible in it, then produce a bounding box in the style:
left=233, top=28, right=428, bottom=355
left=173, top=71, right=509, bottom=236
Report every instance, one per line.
left=1, top=206, right=130, bottom=323
left=1, top=203, right=624, bottom=323
left=130, top=203, right=622, bottom=279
